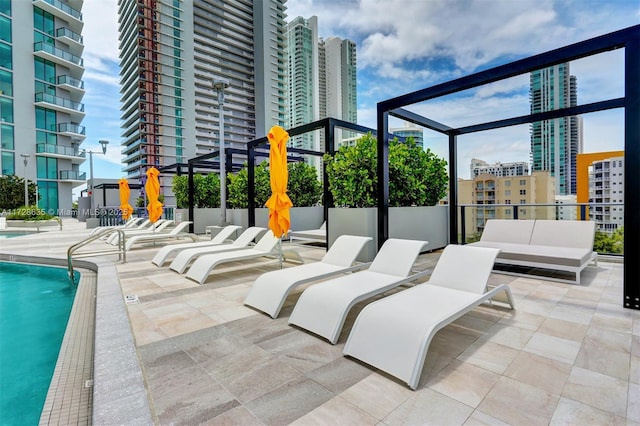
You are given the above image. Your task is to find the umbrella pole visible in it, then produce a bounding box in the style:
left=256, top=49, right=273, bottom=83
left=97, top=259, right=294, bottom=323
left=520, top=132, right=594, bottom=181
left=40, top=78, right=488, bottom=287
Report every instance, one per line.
left=278, top=237, right=283, bottom=269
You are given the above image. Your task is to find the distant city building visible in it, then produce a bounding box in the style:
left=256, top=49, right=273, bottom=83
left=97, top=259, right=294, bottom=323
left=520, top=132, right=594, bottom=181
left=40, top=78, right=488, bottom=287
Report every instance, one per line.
left=576, top=150, right=624, bottom=221
left=390, top=122, right=424, bottom=146
left=321, top=36, right=357, bottom=141
left=458, top=171, right=555, bottom=237
left=589, top=155, right=624, bottom=232
left=286, top=16, right=319, bottom=152
left=118, top=0, right=287, bottom=199
left=530, top=63, right=583, bottom=195
left=286, top=16, right=357, bottom=172
left=1, top=0, right=87, bottom=212
left=470, top=158, right=529, bottom=178
left=555, top=195, right=578, bottom=221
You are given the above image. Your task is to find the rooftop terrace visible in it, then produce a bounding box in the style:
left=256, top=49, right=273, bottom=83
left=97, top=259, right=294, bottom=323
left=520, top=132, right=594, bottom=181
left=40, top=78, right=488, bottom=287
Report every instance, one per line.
left=2, top=219, right=639, bottom=425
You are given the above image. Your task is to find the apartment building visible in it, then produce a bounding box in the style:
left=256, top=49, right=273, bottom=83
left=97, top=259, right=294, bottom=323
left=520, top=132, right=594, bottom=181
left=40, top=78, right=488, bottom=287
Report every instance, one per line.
left=470, top=158, right=529, bottom=178
left=589, top=155, right=624, bottom=232
left=1, top=0, right=87, bottom=212
left=286, top=15, right=357, bottom=155
left=530, top=63, right=583, bottom=195
left=458, top=171, right=555, bottom=238
left=118, top=0, right=287, bottom=199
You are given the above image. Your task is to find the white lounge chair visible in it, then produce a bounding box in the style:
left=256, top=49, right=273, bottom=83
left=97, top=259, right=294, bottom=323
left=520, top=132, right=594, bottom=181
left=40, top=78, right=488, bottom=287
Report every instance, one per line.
left=244, top=235, right=373, bottom=318
left=106, top=219, right=172, bottom=244
left=169, top=227, right=266, bottom=274
left=288, top=238, right=429, bottom=344
left=343, top=244, right=515, bottom=390
left=151, top=225, right=242, bottom=266
left=185, top=230, right=281, bottom=284
left=89, top=217, right=145, bottom=236
left=125, top=221, right=196, bottom=250
left=289, top=221, right=327, bottom=244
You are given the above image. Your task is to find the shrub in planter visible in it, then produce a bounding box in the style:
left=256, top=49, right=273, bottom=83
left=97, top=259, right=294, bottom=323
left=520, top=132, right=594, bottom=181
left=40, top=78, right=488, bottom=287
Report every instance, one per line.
left=171, top=174, right=220, bottom=208
left=227, top=161, right=323, bottom=208
left=286, top=161, right=322, bottom=207
left=227, top=162, right=271, bottom=208
left=324, top=133, right=448, bottom=207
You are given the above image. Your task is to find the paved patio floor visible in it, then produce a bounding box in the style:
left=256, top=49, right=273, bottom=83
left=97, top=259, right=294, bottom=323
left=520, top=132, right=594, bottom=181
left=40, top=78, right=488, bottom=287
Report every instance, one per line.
left=2, top=219, right=639, bottom=425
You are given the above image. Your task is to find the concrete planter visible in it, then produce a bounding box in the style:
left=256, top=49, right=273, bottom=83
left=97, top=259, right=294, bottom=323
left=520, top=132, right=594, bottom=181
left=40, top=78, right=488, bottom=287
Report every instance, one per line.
left=329, top=206, right=449, bottom=262
left=6, top=218, right=63, bottom=232
left=178, top=206, right=325, bottom=235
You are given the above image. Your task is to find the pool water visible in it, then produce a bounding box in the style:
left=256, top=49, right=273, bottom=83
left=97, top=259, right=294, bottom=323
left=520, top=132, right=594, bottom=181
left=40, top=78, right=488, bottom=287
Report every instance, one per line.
left=0, top=262, right=79, bottom=425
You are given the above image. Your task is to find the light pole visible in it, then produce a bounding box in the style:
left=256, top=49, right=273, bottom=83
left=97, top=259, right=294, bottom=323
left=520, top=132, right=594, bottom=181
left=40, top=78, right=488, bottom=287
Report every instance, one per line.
left=85, top=139, right=109, bottom=217
left=213, top=78, right=230, bottom=225
left=20, top=154, right=30, bottom=206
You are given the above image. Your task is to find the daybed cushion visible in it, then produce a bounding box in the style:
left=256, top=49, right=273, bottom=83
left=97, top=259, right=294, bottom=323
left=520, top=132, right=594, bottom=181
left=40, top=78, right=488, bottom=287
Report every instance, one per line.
left=472, top=241, right=592, bottom=268
left=529, top=220, right=596, bottom=249
left=479, top=219, right=535, bottom=244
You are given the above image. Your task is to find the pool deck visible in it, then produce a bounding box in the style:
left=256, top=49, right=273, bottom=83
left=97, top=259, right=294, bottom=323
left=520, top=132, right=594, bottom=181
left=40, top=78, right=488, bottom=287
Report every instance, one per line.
left=2, top=218, right=639, bottom=425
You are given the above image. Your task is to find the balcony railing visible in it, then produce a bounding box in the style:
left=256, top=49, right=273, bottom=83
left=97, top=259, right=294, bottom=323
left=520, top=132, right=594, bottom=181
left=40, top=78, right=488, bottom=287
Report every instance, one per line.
left=36, top=143, right=86, bottom=158
left=59, top=170, right=86, bottom=180
left=55, top=75, right=84, bottom=90
left=55, top=27, right=83, bottom=44
left=35, top=92, right=84, bottom=112
left=33, top=42, right=83, bottom=66
left=34, top=0, right=82, bottom=20
left=57, top=122, right=86, bottom=135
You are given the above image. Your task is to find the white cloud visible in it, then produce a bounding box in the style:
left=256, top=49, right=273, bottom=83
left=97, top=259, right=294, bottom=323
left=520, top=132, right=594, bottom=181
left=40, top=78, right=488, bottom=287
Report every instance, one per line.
left=82, top=0, right=119, bottom=61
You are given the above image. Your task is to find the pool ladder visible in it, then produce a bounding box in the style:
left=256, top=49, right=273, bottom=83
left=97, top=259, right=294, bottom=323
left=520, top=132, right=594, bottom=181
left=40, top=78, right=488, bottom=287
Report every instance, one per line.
left=67, top=228, right=127, bottom=282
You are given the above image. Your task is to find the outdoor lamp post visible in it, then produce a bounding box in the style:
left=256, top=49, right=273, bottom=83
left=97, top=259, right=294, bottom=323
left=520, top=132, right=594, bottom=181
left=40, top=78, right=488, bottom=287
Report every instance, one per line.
left=20, top=154, right=30, bottom=206
left=86, top=139, right=109, bottom=217
left=213, top=78, right=230, bottom=225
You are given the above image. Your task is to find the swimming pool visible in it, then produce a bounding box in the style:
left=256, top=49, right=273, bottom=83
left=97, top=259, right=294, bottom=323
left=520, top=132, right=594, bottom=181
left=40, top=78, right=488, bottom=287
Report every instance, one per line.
left=0, top=261, right=79, bottom=425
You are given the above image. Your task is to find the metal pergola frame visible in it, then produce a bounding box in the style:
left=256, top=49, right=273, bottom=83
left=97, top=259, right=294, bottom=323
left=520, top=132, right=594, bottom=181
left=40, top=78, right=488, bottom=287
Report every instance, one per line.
left=375, top=25, right=639, bottom=309
left=246, top=117, right=380, bottom=229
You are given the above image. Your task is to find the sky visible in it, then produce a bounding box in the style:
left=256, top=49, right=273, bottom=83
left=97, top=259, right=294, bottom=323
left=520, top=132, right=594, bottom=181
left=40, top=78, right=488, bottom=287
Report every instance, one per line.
left=78, top=0, right=639, bottom=193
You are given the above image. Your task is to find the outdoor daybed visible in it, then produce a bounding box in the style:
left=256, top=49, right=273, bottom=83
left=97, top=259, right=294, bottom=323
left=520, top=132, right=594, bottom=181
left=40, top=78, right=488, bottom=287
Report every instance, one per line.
left=468, top=219, right=597, bottom=284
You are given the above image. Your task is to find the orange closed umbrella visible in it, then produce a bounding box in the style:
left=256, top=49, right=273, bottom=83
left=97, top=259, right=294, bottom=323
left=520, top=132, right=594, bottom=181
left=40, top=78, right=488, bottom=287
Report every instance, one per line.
left=145, top=167, right=163, bottom=223
left=118, top=178, right=133, bottom=221
left=265, top=125, right=292, bottom=238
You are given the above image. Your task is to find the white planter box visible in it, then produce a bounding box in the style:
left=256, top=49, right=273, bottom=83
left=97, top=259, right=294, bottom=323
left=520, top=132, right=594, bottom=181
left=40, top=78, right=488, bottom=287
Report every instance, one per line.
left=329, top=206, right=449, bottom=262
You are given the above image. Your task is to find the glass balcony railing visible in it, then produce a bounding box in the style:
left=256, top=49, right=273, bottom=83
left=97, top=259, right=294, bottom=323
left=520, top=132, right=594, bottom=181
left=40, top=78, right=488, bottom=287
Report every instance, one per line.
left=34, top=0, right=82, bottom=20
left=36, top=143, right=86, bottom=158
left=57, top=122, right=86, bottom=135
left=35, top=92, right=85, bottom=112
left=33, top=42, right=83, bottom=67
left=59, top=170, right=86, bottom=180
left=56, top=75, right=84, bottom=90
left=55, top=27, right=83, bottom=44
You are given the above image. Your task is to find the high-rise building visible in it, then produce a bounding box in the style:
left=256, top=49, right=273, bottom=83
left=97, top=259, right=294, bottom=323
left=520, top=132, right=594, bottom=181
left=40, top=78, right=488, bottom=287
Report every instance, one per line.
left=390, top=122, right=424, bottom=147
left=458, top=171, right=555, bottom=237
left=322, top=35, right=357, bottom=141
left=1, top=0, right=87, bottom=212
left=118, top=0, right=287, bottom=198
left=286, top=17, right=357, bottom=151
left=286, top=16, right=319, bottom=151
left=530, top=63, right=583, bottom=195
left=589, top=155, right=624, bottom=232
left=470, top=158, right=529, bottom=178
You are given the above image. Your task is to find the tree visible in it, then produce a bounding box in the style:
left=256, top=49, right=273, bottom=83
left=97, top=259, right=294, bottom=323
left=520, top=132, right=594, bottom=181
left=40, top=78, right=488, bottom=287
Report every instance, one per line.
left=227, top=162, right=271, bottom=208
left=287, top=161, right=322, bottom=207
left=172, top=174, right=220, bottom=208
left=0, top=175, right=38, bottom=209
left=324, top=133, right=448, bottom=207
left=593, top=227, right=624, bottom=254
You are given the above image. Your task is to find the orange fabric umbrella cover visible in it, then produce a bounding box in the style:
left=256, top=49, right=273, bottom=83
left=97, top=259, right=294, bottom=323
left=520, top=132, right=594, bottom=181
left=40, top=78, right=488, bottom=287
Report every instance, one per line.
left=145, top=167, right=163, bottom=223
left=265, top=125, right=293, bottom=238
left=118, top=178, right=134, bottom=220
